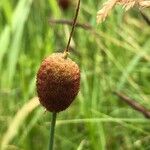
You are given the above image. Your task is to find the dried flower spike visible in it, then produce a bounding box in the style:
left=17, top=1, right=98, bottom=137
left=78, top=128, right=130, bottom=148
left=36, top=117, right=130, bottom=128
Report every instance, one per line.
left=36, top=53, right=80, bottom=112
left=97, top=0, right=117, bottom=23
left=97, top=0, right=150, bottom=23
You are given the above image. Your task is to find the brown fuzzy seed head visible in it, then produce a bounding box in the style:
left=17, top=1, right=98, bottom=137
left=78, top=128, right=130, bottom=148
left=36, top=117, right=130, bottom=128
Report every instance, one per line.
left=36, top=53, right=80, bottom=112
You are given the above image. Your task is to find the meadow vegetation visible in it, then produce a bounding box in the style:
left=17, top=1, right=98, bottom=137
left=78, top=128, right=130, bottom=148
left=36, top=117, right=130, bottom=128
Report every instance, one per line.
left=0, top=0, right=150, bottom=149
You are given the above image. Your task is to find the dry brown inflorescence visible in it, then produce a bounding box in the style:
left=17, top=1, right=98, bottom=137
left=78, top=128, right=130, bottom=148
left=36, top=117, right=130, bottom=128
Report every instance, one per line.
left=97, top=0, right=150, bottom=23
left=36, top=53, right=80, bottom=112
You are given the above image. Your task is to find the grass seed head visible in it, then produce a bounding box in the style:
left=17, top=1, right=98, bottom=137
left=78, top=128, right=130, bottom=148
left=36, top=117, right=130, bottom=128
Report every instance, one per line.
left=36, top=53, right=80, bottom=112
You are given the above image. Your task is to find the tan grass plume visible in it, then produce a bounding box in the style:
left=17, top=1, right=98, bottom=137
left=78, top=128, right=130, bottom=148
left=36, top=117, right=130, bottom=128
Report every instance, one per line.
left=97, top=0, right=150, bottom=23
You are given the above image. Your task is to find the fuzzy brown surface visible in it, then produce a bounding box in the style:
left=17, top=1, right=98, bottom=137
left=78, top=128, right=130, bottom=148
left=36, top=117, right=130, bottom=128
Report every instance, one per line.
left=36, top=53, right=80, bottom=112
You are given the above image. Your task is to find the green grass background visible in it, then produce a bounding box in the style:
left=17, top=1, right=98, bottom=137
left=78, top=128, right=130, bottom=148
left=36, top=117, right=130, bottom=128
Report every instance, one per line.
left=0, top=0, right=150, bottom=149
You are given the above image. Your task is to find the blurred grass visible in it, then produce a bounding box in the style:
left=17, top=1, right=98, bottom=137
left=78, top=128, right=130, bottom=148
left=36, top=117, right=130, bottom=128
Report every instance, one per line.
left=0, top=0, right=150, bottom=150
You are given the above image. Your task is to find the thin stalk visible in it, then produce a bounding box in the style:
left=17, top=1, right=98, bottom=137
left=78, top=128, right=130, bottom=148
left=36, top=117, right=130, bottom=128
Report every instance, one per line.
left=49, top=112, right=57, bottom=150
left=64, top=0, right=81, bottom=54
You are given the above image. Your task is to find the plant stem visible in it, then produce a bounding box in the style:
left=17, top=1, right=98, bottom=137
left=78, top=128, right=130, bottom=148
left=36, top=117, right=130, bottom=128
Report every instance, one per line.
left=49, top=112, right=57, bottom=150
left=64, top=0, right=81, bottom=53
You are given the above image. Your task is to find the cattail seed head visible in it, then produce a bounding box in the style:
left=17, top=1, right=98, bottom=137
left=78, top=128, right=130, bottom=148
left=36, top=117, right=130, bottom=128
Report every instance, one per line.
left=36, top=53, right=80, bottom=112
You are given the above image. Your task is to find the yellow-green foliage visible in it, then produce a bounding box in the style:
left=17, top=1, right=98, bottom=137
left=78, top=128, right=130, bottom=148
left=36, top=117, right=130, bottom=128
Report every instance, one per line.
left=0, top=0, right=150, bottom=149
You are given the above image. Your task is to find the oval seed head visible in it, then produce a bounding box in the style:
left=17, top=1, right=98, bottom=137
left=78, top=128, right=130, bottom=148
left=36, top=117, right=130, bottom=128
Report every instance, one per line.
left=36, top=53, right=80, bottom=112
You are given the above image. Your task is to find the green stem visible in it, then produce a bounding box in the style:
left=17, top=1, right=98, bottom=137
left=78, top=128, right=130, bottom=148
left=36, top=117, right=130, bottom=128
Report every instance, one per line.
left=49, top=112, right=57, bottom=150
